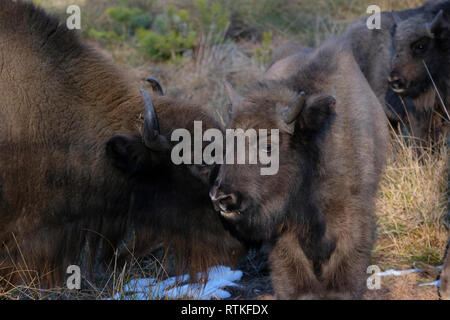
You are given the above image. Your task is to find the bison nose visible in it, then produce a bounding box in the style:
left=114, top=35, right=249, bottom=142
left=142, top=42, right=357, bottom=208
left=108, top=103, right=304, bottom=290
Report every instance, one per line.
left=388, top=72, right=407, bottom=93
left=209, top=186, right=241, bottom=216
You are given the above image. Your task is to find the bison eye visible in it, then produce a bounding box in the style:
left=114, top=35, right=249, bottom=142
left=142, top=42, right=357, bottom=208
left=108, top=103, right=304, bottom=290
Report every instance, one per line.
left=411, top=38, right=429, bottom=55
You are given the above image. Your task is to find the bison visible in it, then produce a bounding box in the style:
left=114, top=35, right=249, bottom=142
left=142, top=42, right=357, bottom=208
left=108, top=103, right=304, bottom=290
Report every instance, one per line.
left=346, top=0, right=449, bottom=142
left=210, top=38, right=389, bottom=299
left=0, top=0, right=246, bottom=289
left=389, top=6, right=450, bottom=141
left=389, top=6, right=450, bottom=295
left=264, top=1, right=447, bottom=142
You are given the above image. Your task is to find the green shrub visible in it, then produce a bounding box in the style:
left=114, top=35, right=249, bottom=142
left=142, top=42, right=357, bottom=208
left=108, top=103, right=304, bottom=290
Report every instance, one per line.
left=253, top=31, right=272, bottom=67
left=86, top=0, right=230, bottom=63
left=106, top=6, right=152, bottom=35
left=193, top=0, right=230, bottom=41
left=88, top=1, right=152, bottom=45
left=32, top=0, right=43, bottom=7
left=88, top=29, right=123, bottom=43
left=135, top=5, right=197, bottom=62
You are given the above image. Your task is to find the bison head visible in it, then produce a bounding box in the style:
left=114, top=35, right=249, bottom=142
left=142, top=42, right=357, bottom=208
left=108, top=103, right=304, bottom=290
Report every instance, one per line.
left=389, top=9, right=449, bottom=98
left=105, top=88, right=171, bottom=177
left=105, top=87, right=218, bottom=185
left=209, top=82, right=336, bottom=242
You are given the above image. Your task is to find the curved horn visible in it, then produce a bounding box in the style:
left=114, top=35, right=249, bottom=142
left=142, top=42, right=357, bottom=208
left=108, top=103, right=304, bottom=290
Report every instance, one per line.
left=283, top=91, right=306, bottom=124
left=425, top=10, right=444, bottom=38
left=146, top=77, right=164, bottom=96
left=140, top=89, right=168, bottom=150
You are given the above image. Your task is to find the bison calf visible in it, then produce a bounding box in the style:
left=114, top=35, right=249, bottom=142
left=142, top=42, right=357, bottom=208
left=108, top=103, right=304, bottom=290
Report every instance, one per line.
left=211, top=38, right=389, bottom=299
left=211, top=37, right=388, bottom=299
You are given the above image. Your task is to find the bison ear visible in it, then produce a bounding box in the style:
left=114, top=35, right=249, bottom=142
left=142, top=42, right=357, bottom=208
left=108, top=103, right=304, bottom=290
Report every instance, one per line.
left=298, top=94, right=336, bottom=134
left=106, top=135, right=161, bottom=175
left=425, top=10, right=444, bottom=38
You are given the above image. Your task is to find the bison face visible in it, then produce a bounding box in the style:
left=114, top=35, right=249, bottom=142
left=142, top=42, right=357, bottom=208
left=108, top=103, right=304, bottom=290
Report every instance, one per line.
left=106, top=89, right=219, bottom=186
left=390, top=10, right=448, bottom=98
left=210, top=83, right=335, bottom=242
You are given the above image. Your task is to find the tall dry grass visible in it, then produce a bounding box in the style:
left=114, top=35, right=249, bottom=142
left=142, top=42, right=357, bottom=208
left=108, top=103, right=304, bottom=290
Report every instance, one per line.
left=374, top=132, right=448, bottom=268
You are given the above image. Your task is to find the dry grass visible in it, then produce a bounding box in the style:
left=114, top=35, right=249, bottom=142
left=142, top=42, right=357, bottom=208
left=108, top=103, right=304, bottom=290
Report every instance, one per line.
left=374, top=133, right=448, bottom=269
left=0, top=248, right=172, bottom=300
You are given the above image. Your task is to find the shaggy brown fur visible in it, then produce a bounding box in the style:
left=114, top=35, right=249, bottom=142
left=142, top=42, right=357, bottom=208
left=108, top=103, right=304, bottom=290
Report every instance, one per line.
left=211, top=38, right=389, bottom=299
left=0, top=0, right=246, bottom=289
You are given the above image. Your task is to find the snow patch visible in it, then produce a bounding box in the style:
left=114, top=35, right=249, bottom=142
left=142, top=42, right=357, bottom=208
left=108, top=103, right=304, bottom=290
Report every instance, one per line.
left=113, top=266, right=243, bottom=300
left=419, top=280, right=440, bottom=287
left=376, top=268, right=422, bottom=277
left=376, top=267, right=442, bottom=287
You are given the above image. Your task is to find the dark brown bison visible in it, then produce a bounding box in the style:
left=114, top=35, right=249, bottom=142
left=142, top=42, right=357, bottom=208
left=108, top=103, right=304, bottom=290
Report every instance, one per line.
left=389, top=6, right=450, bottom=141
left=210, top=38, right=389, bottom=299
left=266, top=1, right=447, bottom=141
left=345, top=0, right=449, bottom=141
left=0, top=0, right=246, bottom=289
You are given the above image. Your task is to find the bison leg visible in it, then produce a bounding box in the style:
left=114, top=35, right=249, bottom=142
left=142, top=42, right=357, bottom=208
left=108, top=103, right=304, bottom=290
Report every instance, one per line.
left=270, top=216, right=374, bottom=300
left=320, top=229, right=375, bottom=299
left=269, top=231, right=325, bottom=299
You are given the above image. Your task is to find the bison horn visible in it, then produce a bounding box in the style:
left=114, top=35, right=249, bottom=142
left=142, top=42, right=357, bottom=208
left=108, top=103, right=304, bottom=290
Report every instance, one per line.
left=140, top=89, right=169, bottom=151
left=146, top=77, right=164, bottom=96
left=425, top=10, right=444, bottom=38
left=283, top=91, right=306, bottom=124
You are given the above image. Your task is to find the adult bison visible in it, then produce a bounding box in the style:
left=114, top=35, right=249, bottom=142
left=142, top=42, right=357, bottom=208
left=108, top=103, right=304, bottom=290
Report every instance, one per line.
left=210, top=38, right=389, bottom=299
left=0, top=0, right=245, bottom=289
